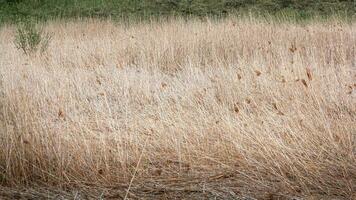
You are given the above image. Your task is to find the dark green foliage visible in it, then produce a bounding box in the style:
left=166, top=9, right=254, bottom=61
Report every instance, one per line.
left=0, top=0, right=355, bottom=24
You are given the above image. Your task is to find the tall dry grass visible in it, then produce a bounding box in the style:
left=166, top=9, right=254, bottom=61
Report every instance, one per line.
left=0, top=18, right=355, bottom=199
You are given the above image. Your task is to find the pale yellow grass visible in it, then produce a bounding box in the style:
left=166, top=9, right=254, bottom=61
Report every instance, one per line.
left=0, top=18, right=355, bottom=199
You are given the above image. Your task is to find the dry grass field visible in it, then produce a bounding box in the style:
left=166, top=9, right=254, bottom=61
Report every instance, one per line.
left=0, top=18, right=355, bottom=199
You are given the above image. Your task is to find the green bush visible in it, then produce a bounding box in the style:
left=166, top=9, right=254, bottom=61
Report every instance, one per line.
left=14, top=20, right=52, bottom=55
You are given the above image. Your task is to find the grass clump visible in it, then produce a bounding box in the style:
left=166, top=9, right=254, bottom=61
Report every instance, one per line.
left=14, top=20, right=52, bottom=55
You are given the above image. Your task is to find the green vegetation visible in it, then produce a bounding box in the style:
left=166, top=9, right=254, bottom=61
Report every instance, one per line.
left=14, top=20, right=52, bottom=55
left=0, top=0, right=355, bottom=24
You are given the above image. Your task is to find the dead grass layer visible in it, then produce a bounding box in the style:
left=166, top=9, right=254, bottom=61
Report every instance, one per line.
left=0, top=18, right=355, bottom=199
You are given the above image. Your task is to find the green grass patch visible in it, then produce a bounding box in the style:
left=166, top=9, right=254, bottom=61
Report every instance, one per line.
left=0, top=0, right=355, bottom=24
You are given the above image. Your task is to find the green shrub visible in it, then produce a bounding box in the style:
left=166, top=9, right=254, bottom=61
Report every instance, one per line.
left=14, top=20, right=52, bottom=55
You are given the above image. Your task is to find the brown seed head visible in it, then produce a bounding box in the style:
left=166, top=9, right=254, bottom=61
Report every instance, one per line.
left=58, top=109, right=65, bottom=118
left=237, top=73, right=242, bottom=80
left=306, top=68, right=312, bottom=81
left=234, top=104, right=239, bottom=114
left=301, top=79, right=308, bottom=88
left=255, top=70, right=262, bottom=76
